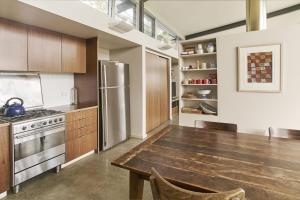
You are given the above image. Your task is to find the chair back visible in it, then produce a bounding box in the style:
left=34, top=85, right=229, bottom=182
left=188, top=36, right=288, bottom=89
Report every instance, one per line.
left=269, top=127, right=300, bottom=140
left=150, top=168, right=245, bottom=200
left=195, top=120, right=237, bottom=132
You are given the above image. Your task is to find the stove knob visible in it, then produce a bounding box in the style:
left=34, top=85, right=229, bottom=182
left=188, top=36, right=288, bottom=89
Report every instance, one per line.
left=54, top=119, right=58, bottom=123
left=22, top=126, right=27, bottom=131
left=49, top=120, right=53, bottom=124
left=59, top=118, right=63, bottom=122
left=31, top=124, right=35, bottom=128
left=43, top=122, right=47, bottom=126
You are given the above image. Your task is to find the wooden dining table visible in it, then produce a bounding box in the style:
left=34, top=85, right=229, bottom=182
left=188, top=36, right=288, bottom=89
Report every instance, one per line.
left=111, top=125, right=300, bottom=200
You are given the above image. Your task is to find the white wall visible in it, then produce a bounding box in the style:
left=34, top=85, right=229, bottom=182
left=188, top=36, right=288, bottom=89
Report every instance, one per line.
left=98, top=48, right=110, bottom=60
left=180, top=24, right=300, bottom=134
left=188, top=11, right=300, bottom=41
left=110, top=46, right=146, bottom=139
left=40, top=73, right=74, bottom=108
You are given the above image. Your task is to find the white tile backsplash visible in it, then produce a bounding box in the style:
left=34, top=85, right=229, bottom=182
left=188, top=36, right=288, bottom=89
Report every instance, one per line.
left=40, top=73, right=74, bottom=108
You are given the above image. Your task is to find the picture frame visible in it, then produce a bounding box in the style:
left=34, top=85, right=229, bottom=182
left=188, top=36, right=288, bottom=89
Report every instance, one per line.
left=237, top=44, right=282, bottom=92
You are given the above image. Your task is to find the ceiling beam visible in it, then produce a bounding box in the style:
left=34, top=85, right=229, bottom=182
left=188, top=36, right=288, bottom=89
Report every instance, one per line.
left=185, top=3, right=300, bottom=40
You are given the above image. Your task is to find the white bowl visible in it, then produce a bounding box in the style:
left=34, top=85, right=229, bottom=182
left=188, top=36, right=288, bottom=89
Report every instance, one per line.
left=197, top=90, right=211, bottom=95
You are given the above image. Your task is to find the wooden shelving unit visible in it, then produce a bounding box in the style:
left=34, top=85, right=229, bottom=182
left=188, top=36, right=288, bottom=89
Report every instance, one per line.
left=181, top=98, right=217, bottom=102
left=181, top=68, right=217, bottom=72
left=179, top=38, right=218, bottom=117
left=181, top=84, right=217, bottom=86
left=180, top=52, right=216, bottom=58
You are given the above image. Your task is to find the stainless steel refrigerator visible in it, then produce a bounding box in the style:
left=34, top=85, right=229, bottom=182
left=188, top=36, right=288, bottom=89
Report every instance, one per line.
left=98, top=61, right=130, bottom=150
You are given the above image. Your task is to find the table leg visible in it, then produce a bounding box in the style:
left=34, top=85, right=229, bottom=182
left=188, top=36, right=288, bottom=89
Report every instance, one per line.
left=129, top=171, right=144, bottom=200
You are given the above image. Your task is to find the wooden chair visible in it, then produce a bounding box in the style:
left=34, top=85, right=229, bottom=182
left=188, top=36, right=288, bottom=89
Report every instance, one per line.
left=194, top=120, right=238, bottom=133
left=150, top=168, right=245, bottom=200
left=269, top=127, right=300, bottom=140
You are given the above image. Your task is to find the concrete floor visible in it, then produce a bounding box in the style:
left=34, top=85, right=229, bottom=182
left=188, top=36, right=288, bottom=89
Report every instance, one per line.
left=5, top=139, right=153, bottom=200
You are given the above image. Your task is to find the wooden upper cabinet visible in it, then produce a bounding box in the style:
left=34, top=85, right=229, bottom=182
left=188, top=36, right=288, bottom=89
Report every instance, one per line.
left=0, top=19, right=27, bottom=71
left=62, top=35, right=86, bottom=73
left=28, top=27, right=62, bottom=72
left=0, top=124, right=10, bottom=193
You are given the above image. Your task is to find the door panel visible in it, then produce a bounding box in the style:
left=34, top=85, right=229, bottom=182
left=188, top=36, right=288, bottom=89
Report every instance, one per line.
left=146, top=52, right=169, bottom=133
left=160, top=56, right=169, bottom=123
left=101, top=87, right=130, bottom=150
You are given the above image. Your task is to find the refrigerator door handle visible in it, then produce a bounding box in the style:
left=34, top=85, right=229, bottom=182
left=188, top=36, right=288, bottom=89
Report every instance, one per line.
left=103, top=64, right=107, bottom=87
left=104, top=89, right=109, bottom=148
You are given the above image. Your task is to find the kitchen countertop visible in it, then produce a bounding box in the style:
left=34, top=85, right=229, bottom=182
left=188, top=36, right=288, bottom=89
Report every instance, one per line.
left=0, top=120, right=9, bottom=128
left=49, top=103, right=98, bottom=113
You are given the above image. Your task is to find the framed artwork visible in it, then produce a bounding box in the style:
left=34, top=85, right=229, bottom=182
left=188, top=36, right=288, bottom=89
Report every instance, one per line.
left=238, top=44, right=281, bottom=92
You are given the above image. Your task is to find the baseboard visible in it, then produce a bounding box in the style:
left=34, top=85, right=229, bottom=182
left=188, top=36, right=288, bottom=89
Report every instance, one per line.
left=62, top=151, right=95, bottom=168
left=0, top=191, right=7, bottom=199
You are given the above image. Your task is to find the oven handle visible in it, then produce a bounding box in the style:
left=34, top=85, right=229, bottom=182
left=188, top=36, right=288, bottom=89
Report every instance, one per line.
left=14, top=126, right=65, bottom=145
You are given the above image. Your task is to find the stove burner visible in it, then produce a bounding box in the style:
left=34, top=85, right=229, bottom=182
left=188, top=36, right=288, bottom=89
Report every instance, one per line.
left=0, top=109, right=63, bottom=123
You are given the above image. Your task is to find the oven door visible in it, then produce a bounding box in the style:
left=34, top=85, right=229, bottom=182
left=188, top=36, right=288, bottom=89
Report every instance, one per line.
left=14, top=125, right=65, bottom=174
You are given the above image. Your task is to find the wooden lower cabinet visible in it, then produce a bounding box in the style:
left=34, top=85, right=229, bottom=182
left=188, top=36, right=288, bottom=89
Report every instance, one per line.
left=0, top=124, right=10, bottom=193
left=66, top=107, right=98, bottom=162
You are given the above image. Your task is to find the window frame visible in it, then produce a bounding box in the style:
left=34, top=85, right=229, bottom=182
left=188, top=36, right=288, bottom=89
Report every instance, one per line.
left=114, top=0, right=138, bottom=27
left=80, top=0, right=110, bottom=15
left=143, top=11, right=155, bottom=38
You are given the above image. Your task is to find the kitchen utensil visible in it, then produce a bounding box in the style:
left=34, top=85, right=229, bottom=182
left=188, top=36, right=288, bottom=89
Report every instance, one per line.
left=197, top=43, right=204, bottom=54
left=210, top=63, right=217, bottom=68
left=207, top=43, right=215, bottom=53
left=182, top=92, right=197, bottom=99
left=197, top=90, right=211, bottom=95
left=3, top=97, right=25, bottom=117
left=70, top=87, right=78, bottom=105
left=197, top=49, right=204, bottom=54
left=199, top=102, right=217, bottom=114
left=197, top=90, right=211, bottom=99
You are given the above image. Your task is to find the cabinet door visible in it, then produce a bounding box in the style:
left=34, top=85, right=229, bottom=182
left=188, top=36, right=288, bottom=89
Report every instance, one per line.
left=146, top=52, right=160, bottom=132
left=159, top=56, right=169, bottom=123
left=146, top=52, right=169, bottom=132
left=0, top=125, right=10, bottom=193
left=80, top=132, right=97, bottom=155
left=66, top=137, right=81, bottom=162
left=62, top=35, right=86, bottom=73
left=0, top=19, right=27, bottom=71
left=65, top=108, right=98, bottom=162
left=28, top=27, right=62, bottom=72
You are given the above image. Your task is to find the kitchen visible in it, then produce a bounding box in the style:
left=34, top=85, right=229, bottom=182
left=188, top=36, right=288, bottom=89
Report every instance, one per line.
left=1, top=0, right=300, bottom=200
left=0, top=0, right=178, bottom=198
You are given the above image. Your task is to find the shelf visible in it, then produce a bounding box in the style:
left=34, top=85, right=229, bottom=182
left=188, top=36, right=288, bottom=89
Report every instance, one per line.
left=172, top=98, right=179, bottom=102
left=181, top=52, right=216, bottom=58
left=181, top=38, right=216, bottom=46
left=181, top=111, right=217, bottom=116
left=181, top=98, right=217, bottom=102
left=181, top=84, right=218, bottom=86
left=181, top=68, right=217, bottom=72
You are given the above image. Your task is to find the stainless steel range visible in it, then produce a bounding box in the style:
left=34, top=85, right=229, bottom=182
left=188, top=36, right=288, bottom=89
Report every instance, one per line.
left=0, top=109, right=66, bottom=193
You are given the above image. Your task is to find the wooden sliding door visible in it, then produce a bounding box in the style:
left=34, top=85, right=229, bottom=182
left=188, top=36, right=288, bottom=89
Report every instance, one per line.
left=146, top=52, right=169, bottom=133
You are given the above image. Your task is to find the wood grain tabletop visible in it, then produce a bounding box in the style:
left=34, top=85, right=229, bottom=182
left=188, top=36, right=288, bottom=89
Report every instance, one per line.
left=112, top=125, right=300, bottom=200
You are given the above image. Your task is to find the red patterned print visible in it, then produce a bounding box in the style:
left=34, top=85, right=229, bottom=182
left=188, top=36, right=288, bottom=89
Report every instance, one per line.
left=247, top=52, right=273, bottom=83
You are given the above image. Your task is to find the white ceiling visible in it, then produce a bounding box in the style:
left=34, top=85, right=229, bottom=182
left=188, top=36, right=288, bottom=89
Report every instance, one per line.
left=145, top=0, right=300, bottom=37
left=0, top=0, right=138, bottom=49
